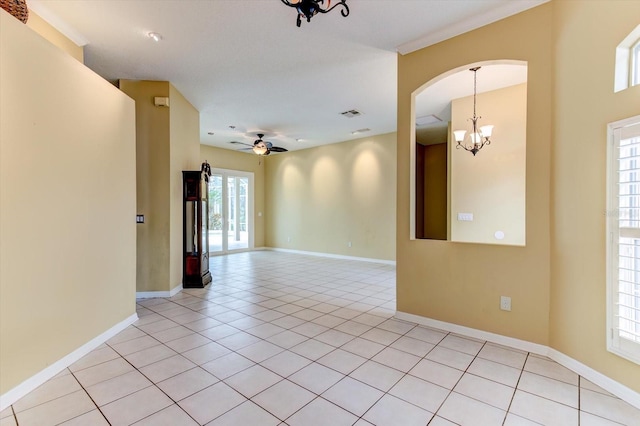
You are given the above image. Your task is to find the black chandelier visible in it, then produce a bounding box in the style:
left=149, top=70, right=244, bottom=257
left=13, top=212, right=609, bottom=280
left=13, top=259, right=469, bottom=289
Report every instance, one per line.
left=453, top=67, right=494, bottom=156
left=280, top=0, right=349, bottom=27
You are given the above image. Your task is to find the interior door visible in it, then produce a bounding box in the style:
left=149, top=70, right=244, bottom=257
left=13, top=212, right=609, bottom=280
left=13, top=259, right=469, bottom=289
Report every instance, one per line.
left=208, top=169, right=253, bottom=254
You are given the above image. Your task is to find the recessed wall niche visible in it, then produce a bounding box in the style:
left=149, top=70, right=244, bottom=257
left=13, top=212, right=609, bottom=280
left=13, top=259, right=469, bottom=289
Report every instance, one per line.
left=412, top=61, right=528, bottom=246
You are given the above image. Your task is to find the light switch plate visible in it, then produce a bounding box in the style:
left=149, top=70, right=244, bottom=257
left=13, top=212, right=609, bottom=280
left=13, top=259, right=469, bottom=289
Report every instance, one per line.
left=457, top=213, right=474, bottom=221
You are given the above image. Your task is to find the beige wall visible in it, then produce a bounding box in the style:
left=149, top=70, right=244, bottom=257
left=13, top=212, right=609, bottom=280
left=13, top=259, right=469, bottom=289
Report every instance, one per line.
left=25, top=10, right=83, bottom=62
left=170, top=85, right=201, bottom=288
left=264, top=133, right=397, bottom=261
left=119, top=81, right=201, bottom=292
left=0, top=12, right=136, bottom=394
left=549, top=0, right=640, bottom=393
left=450, top=83, right=527, bottom=245
left=399, top=0, right=640, bottom=394
left=397, top=5, right=552, bottom=344
left=119, top=81, right=171, bottom=293
left=200, top=145, right=266, bottom=248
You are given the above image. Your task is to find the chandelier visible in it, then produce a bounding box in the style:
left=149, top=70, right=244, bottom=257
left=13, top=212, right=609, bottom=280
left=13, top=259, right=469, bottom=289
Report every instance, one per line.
left=453, top=67, right=494, bottom=156
left=280, top=0, right=349, bottom=27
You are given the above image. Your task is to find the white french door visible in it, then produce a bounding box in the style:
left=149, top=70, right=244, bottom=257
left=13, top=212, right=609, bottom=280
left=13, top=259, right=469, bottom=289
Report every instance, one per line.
left=208, top=168, right=254, bottom=254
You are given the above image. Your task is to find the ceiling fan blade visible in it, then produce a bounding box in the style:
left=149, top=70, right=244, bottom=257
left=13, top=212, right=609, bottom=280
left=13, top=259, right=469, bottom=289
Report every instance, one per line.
left=229, top=141, right=253, bottom=147
left=269, top=146, right=288, bottom=152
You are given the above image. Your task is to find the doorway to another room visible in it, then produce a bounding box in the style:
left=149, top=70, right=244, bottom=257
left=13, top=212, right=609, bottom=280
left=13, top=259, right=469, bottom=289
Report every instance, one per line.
left=208, top=169, right=254, bottom=254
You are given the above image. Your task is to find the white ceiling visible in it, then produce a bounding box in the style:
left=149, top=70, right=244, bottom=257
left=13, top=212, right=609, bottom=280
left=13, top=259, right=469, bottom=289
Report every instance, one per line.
left=29, top=0, right=545, bottom=153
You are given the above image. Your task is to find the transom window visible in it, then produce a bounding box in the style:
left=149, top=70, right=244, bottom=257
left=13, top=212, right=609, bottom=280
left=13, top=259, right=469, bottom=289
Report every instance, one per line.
left=632, top=39, right=640, bottom=87
left=614, top=26, right=640, bottom=92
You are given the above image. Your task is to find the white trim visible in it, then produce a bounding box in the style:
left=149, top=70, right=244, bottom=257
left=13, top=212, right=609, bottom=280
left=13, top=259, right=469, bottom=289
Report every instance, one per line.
left=208, top=168, right=255, bottom=254
left=606, top=115, right=640, bottom=366
left=395, top=311, right=640, bottom=410
left=265, top=247, right=396, bottom=266
left=547, top=348, right=640, bottom=410
left=0, top=313, right=138, bottom=411
left=394, top=311, right=548, bottom=355
left=136, top=283, right=182, bottom=299
left=614, top=24, right=640, bottom=92
left=396, top=0, right=549, bottom=55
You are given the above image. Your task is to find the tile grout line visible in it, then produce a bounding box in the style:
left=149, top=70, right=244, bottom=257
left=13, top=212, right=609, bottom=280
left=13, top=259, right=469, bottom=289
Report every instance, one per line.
left=502, top=351, right=529, bottom=426
left=429, top=332, right=479, bottom=425
left=65, top=368, right=112, bottom=426
left=15, top=252, right=635, bottom=425
left=105, top=331, right=209, bottom=425
left=138, top=284, right=501, bottom=424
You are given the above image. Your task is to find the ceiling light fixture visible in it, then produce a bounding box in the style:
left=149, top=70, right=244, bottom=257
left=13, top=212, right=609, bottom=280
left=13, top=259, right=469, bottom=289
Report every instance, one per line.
left=147, top=32, right=162, bottom=42
left=281, top=0, right=349, bottom=27
left=453, top=67, right=494, bottom=156
left=253, top=143, right=269, bottom=156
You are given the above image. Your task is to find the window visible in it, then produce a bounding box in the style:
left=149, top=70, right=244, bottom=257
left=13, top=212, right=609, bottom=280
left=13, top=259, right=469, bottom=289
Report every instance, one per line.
left=632, top=39, right=640, bottom=87
left=608, top=116, right=640, bottom=364
left=614, top=25, right=640, bottom=92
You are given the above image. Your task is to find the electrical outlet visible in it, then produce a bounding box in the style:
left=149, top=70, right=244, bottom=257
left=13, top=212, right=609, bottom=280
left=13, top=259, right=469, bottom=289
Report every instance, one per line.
left=500, top=296, right=512, bottom=311
left=348, top=241, right=352, bottom=248
left=287, top=236, right=291, bottom=243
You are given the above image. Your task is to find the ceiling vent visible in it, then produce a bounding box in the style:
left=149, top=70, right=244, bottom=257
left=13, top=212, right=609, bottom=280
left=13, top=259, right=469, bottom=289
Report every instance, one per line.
left=351, top=128, right=371, bottom=135
left=340, top=109, right=363, bottom=118
left=415, top=114, right=442, bottom=127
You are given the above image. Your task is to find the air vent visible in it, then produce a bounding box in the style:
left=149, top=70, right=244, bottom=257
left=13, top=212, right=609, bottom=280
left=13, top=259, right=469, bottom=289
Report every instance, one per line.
left=340, top=109, right=362, bottom=118
left=351, top=128, right=371, bottom=135
left=415, top=114, right=442, bottom=127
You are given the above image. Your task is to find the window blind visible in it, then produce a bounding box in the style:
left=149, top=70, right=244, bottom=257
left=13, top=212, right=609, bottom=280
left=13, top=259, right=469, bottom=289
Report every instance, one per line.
left=610, top=121, right=640, bottom=363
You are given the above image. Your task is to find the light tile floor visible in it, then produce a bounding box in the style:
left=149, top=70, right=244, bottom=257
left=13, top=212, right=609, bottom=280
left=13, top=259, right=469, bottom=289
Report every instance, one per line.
left=4, top=251, right=640, bottom=425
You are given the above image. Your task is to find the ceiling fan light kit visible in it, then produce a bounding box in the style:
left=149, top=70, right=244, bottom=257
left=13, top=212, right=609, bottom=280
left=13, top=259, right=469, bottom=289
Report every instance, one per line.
left=281, top=0, right=349, bottom=27
left=231, top=133, right=288, bottom=156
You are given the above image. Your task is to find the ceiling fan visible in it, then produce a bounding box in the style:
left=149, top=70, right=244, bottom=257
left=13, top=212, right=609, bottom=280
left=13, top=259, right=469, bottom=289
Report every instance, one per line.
left=230, top=133, right=288, bottom=156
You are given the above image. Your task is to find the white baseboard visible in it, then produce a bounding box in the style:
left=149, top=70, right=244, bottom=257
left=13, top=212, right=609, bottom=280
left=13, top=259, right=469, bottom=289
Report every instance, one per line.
left=136, top=283, right=182, bottom=299
left=0, top=313, right=138, bottom=411
left=547, top=347, right=640, bottom=410
left=394, top=312, right=549, bottom=355
left=395, top=311, right=640, bottom=410
left=265, top=247, right=396, bottom=266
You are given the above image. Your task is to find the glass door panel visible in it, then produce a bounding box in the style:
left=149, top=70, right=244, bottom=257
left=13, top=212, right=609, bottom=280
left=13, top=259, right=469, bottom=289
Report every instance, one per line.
left=208, top=174, right=224, bottom=253
left=227, top=177, right=249, bottom=250
left=208, top=170, right=252, bottom=254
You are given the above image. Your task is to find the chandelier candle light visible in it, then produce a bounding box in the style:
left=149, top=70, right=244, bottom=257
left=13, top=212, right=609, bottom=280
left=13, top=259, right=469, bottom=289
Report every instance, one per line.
left=454, top=67, right=494, bottom=156
left=280, top=0, right=349, bottom=27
